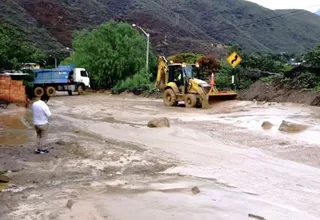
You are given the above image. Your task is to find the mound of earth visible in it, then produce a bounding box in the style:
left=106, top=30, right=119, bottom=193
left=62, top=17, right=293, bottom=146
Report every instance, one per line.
left=240, top=81, right=320, bottom=106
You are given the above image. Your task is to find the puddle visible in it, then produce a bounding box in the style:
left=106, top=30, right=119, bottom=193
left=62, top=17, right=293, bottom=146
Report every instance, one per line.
left=0, top=110, right=33, bottom=145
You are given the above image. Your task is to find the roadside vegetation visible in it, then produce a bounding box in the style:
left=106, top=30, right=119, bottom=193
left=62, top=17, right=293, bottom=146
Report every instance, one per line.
left=61, top=21, right=157, bottom=93
left=1, top=20, right=320, bottom=96
left=0, top=23, right=45, bottom=71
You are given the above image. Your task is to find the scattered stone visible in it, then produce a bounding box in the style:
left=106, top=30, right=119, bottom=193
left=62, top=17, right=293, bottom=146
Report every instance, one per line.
left=147, top=117, right=170, bottom=128
left=248, top=213, right=266, bottom=220
left=56, top=140, right=66, bottom=145
left=0, top=174, right=10, bottom=182
left=278, top=120, right=307, bottom=133
left=261, top=121, right=273, bottom=130
left=66, top=199, right=73, bottom=209
left=191, top=186, right=200, bottom=195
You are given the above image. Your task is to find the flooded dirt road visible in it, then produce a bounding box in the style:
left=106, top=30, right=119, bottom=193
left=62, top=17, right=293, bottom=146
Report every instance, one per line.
left=1, top=94, right=320, bottom=220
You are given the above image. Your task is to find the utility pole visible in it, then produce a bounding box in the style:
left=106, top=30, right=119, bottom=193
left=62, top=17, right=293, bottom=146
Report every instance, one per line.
left=132, top=24, right=150, bottom=73
left=146, top=33, right=149, bottom=73
left=49, top=55, right=57, bottom=68
left=175, top=13, right=180, bottom=26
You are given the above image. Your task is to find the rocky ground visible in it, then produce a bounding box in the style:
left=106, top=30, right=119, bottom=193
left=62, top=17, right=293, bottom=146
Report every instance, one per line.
left=1, top=93, right=320, bottom=220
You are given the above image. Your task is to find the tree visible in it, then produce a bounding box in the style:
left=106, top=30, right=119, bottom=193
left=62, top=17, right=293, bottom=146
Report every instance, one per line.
left=197, top=56, right=220, bottom=73
left=167, top=53, right=203, bottom=64
left=304, top=45, right=320, bottom=67
left=165, top=53, right=221, bottom=80
left=239, top=52, right=286, bottom=72
left=0, top=22, right=45, bottom=70
left=62, top=21, right=156, bottom=89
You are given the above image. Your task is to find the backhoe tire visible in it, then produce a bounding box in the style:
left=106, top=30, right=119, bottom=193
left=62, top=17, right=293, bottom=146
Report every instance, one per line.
left=46, top=86, right=56, bottom=97
left=34, top=87, right=44, bottom=98
left=163, top=89, right=177, bottom=107
left=185, top=94, right=197, bottom=108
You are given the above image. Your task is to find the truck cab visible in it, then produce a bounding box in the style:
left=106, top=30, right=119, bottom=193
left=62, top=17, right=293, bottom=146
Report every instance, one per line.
left=66, top=67, right=90, bottom=87
left=73, top=68, right=90, bottom=89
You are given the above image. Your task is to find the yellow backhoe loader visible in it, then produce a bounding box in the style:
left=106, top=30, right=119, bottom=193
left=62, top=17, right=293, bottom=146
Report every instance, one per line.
left=155, top=56, right=237, bottom=108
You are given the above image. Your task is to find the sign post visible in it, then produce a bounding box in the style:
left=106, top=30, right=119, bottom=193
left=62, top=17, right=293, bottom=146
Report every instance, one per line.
left=226, top=51, right=242, bottom=90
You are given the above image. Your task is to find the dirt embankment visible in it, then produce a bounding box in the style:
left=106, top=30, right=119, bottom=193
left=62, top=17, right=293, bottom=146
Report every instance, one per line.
left=240, top=81, right=320, bottom=106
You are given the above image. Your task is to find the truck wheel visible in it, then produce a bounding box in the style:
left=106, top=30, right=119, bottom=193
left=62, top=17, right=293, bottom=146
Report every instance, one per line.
left=68, top=90, right=72, bottom=96
left=46, top=86, right=56, bottom=97
left=185, top=94, right=197, bottom=108
left=34, top=87, right=44, bottom=97
left=77, top=85, right=85, bottom=95
left=163, top=89, right=177, bottom=106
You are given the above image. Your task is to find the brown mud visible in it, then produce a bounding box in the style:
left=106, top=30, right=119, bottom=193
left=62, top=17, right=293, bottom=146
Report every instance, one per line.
left=1, top=93, right=320, bottom=220
left=240, top=80, right=320, bottom=106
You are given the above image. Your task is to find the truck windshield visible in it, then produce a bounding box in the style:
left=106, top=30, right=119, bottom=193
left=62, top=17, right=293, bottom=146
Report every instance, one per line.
left=80, top=70, right=88, bottom=77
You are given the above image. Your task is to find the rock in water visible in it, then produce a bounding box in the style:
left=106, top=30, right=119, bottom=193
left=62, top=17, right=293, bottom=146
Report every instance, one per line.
left=261, top=121, right=273, bottom=130
left=0, top=174, right=10, bottom=182
left=278, top=120, right=307, bottom=133
left=191, top=186, right=200, bottom=194
left=66, top=199, right=73, bottom=209
left=147, top=117, right=170, bottom=128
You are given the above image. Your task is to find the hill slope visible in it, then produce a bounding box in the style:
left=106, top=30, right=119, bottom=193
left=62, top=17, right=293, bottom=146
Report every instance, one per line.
left=1, top=0, right=320, bottom=56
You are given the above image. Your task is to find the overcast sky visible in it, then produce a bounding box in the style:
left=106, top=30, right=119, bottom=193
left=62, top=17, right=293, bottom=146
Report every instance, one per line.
left=245, top=0, right=320, bottom=12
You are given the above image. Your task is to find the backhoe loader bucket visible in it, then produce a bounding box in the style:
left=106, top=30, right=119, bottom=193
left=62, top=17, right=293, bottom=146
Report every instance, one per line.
left=201, top=90, right=238, bottom=109
left=199, top=74, right=238, bottom=108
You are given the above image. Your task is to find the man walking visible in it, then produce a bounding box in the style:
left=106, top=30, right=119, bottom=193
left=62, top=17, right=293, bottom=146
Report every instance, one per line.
left=32, top=94, right=52, bottom=154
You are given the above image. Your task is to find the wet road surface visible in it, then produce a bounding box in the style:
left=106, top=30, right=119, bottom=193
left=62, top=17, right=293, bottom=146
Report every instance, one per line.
left=1, top=94, right=320, bottom=220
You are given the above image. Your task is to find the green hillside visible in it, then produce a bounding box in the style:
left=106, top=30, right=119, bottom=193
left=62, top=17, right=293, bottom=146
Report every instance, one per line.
left=1, top=0, right=320, bottom=56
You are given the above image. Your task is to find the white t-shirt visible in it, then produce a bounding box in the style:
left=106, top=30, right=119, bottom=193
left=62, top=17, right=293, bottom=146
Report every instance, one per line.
left=32, top=100, right=52, bottom=126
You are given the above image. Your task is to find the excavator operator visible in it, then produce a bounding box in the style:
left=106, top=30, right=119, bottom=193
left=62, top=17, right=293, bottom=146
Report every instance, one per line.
left=174, top=67, right=182, bottom=87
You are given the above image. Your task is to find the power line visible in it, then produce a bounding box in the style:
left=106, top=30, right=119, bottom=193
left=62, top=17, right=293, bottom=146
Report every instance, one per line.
left=212, top=4, right=320, bottom=33
left=18, top=1, right=320, bottom=51
left=155, top=3, right=320, bottom=48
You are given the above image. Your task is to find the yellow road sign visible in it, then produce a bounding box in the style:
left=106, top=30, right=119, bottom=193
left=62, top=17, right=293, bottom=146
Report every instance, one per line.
left=226, top=52, right=242, bottom=68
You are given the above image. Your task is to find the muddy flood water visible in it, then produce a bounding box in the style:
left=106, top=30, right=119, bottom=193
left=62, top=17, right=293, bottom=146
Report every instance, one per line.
left=0, top=108, right=33, bottom=145
left=1, top=94, right=320, bottom=220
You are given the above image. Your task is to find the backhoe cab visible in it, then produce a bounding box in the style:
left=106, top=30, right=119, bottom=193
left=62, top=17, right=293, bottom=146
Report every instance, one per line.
left=155, top=56, right=237, bottom=108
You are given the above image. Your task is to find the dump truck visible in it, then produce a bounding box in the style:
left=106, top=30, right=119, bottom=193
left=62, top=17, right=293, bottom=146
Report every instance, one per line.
left=31, top=64, right=90, bottom=97
left=155, top=56, right=237, bottom=108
